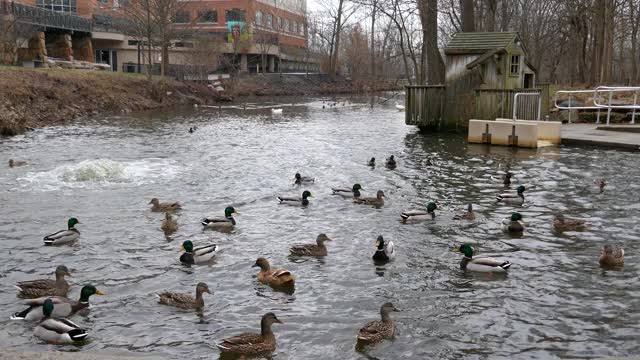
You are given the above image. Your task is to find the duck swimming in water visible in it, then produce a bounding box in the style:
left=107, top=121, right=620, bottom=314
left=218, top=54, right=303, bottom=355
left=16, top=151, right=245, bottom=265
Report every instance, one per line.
left=216, top=312, right=283, bottom=356
left=372, top=235, right=394, bottom=263
left=453, top=244, right=511, bottom=273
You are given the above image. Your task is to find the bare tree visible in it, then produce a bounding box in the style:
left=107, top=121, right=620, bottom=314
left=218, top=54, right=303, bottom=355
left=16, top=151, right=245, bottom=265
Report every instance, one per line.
left=419, top=0, right=444, bottom=84
left=460, top=0, right=475, bottom=32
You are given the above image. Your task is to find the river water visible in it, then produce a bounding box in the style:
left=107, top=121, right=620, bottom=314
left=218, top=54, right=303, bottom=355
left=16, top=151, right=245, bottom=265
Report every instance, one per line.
left=1, top=96, right=639, bottom=359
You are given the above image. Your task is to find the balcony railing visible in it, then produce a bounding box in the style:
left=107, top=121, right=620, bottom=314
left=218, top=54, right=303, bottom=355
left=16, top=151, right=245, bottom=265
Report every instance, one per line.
left=1, top=0, right=92, bottom=32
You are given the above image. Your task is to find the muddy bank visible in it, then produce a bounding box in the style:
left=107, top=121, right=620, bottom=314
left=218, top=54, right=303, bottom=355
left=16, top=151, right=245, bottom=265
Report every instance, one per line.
left=0, top=67, right=226, bottom=136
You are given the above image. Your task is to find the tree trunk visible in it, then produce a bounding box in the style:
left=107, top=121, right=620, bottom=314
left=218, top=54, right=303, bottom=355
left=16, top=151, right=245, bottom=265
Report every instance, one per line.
left=629, top=0, right=639, bottom=82
left=420, top=0, right=445, bottom=84
left=485, top=0, right=496, bottom=31
left=370, top=0, right=376, bottom=79
left=500, top=0, right=509, bottom=31
left=461, top=0, right=475, bottom=32
left=330, top=0, right=345, bottom=81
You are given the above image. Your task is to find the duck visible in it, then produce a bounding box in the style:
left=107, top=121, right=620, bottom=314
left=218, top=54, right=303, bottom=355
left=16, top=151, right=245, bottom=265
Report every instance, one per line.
left=356, top=302, right=398, bottom=344
left=179, top=240, right=218, bottom=265
left=401, top=202, right=437, bottom=223
left=503, top=172, right=512, bottom=187
left=15, top=265, right=71, bottom=298
left=385, top=155, right=397, bottom=168
left=216, top=312, right=283, bottom=356
left=294, top=172, right=315, bottom=185
left=157, top=282, right=211, bottom=310
left=277, top=190, right=312, bottom=206
left=453, top=203, right=475, bottom=221
left=8, top=159, right=28, bottom=167
left=161, top=212, right=178, bottom=235
left=553, top=214, right=587, bottom=232
left=394, top=101, right=405, bottom=111
left=189, top=127, right=195, bottom=133
left=34, top=298, right=88, bottom=344
left=11, top=284, right=105, bottom=321
left=599, top=244, right=624, bottom=267
left=501, top=212, right=524, bottom=233
left=372, top=235, right=394, bottom=262
left=289, top=234, right=332, bottom=257
left=354, top=190, right=385, bottom=207
left=254, top=257, right=295, bottom=288
left=149, top=198, right=182, bottom=212
left=496, top=185, right=526, bottom=205
left=594, top=178, right=607, bottom=193
left=201, top=206, right=238, bottom=230
left=271, top=108, right=283, bottom=115
left=368, top=157, right=376, bottom=167
left=452, top=244, right=511, bottom=273
left=332, top=183, right=363, bottom=198
left=43, top=218, right=80, bottom=245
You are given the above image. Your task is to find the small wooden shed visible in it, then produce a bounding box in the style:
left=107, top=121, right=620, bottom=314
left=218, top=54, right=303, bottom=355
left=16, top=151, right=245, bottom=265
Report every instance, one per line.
left=444, top=32, right=537, bottom=89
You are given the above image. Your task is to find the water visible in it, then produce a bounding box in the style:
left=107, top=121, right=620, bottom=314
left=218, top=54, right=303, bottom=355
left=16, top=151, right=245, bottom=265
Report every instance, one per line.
left=1, top=97, right=639, bottom=359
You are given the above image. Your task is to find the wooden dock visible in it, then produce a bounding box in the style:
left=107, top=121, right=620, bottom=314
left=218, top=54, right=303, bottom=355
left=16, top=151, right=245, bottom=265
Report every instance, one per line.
left=561, top=124, right=640, bottom=149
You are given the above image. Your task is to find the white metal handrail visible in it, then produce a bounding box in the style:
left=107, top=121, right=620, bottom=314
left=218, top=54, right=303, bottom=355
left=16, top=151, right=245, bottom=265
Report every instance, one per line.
left=553, top=89, right=602, bottom=124
left=513, top=92, right=542, bottom=121
left=593, top=86, right=640, bottom=125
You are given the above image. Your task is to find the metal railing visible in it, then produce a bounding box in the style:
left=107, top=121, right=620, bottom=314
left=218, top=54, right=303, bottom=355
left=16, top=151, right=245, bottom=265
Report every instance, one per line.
left=2, top=0, right=92, bottom=33
left=554, top=86, right=640, bottom=125
left=512, top=92, right=542, bottom=121
left=554, top=89, right=603, bottom=124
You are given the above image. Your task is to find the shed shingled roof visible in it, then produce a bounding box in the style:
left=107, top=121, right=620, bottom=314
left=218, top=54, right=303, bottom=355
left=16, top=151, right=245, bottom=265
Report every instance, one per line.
left=445, top=32, right=520, bottom=55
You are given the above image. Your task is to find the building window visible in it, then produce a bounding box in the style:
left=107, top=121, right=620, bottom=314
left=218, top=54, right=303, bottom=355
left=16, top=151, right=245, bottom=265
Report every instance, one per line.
left=97, top=0, right=108, bottom=3
left=225, top=8, right=246, bottom=22
left=198, top=10, right=217, bottom=23
left=276, top=16, right=282, bottom=30
left=37, top=0, right=77, bottom=13
left=266, top=13, right=273, bottom=28
left=174, top=10, right=190, bottom=23
left=510, top=55, right=520, bottom=75
left=293, top=21, right=298, bottom=34
left=255, top=10, right=263, bottom=26
left=300, top=23, right=305, bottom=35
left=284, top=19, right=290, bottom=32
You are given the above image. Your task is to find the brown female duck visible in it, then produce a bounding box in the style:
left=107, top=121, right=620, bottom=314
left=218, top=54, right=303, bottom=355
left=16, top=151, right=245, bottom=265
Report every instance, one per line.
left=354, top=190, right=385, bottom=207
left=599, top=244, right=624, bottom=267
left=254, top=257, right=295, bottom=288
left=161, top=212, right=178, bottom=235
left=289, top=234, right=332, bottom=256
left=216, top=312, right=283, bottom=356
left=15, top=265, right=71, bottom=298
left=357, top=302, right=398, bottom=344
left=149, top=198, right=182, bottom=212
left=157, top=282, right=210, bottom=310
left=553, top=214, right=587, bottom=232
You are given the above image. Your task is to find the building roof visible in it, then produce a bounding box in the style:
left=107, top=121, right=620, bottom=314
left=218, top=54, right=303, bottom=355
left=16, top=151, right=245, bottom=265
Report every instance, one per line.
left=445, top=32, right=520, bottom=55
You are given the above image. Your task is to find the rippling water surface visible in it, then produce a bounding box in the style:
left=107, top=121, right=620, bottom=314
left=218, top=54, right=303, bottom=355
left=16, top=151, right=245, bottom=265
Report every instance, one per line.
left=1, top=97, right=639, bottom=359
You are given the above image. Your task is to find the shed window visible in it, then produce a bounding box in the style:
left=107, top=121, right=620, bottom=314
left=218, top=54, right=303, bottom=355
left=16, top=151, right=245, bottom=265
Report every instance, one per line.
left=198, top=10, right=217, bottom=23
left=510, top=55, right=520, bottom=75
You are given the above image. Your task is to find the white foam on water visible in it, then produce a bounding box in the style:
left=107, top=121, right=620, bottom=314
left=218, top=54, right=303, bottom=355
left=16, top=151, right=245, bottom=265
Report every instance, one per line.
left=16, top=158, right=182, bottom=191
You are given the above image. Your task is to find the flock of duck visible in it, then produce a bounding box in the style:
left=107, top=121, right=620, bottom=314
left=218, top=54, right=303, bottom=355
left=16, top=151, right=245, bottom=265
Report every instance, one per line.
left=7, top=155, right=625, bottom=358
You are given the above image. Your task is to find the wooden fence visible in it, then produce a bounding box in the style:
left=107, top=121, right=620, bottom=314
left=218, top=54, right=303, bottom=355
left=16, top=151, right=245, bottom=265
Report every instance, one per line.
left=405, top=85, right=445, bottom=130
left=474, top=84, right=550, bottom=120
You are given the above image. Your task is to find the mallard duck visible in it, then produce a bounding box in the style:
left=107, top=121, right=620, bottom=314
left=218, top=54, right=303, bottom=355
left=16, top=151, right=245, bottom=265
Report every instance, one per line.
left=179, top=240, right=218, bottom=265
left=452, top=244, right=511, bottom=273
left=289, top=234, right=332, bottom=256
left=277, top=190, right=312, bottom=206
left=332, top=183, right=363, bottom=198
left=11, top=284, right=105, bottom=321
left=599, top=244, right=624, bottom=267
left=385, top=155, right=396, bottom=168
left=503, top=172, right=512, bottom=186
left=501, top=212, right=524, bottom=233
left=354, top=190, right=385, bottom=207
left=15, top=265, right=71, bottom=298
left=496, top=185, right=526, bottom=205
left=294, top=173, right=315, bottom=185
left=401, top=202, right=437, bottom=222
left=157, top=282, right=211, bottom=310
left=201, top=206, right=238, bottom=230
left=216, top=312, right=283, bottom=356
left=43, top=218, right=80, bottom=245
left=356, top=302, right=398, bottom=344
left=395, top=101, right=405, bottom=111
left=161, top=212, right=178, bottom=235
left=368, top=157, right=376, bottom=167
left=254, top=257, right=295, bottom=288
left=594, top=178, right=607, bottom=193
left=34, top=298, right=88, bottom=344
left=553, top=214, right=587, bottom=232
left=8, top=159, right=28, bottom=167
left=453, top=203, right=475, bottom=220
left=149, top=198, right=182, bottom=212
left=372, top=235, right=394, bottom=262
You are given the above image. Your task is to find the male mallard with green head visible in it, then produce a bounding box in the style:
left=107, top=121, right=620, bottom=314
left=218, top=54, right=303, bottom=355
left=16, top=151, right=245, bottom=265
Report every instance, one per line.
left=372, top=235, right=395, bottom=263
left=501, top=212, right=524, bottom=233
left=453, top=244, right=511, bottom=273
left=161, top=212, right=178, bottom=235
left=553, top=214, right=587, bottom=232
left=453, top=203, right=475, bottom=220
left=254, top=257, right=295, bottom=288
left=599, top=244, right=624, bottom=268
left=356, top=302, right=398, bottom=344
left=149, top=198, right=182, bottom=212
left=216, top=312, right=283, bottom=356
left=294, top=172, right=315, bottom=185
left=277, top=190, right=312, bottom=206
left=289, top=234, right=332, bottom=257
left=179, top=240, right=218, bottom=265
left=201, top=206, right=238, bottom=230
left=43, top=218, right=80, bottom=245
left=496, top=185, right=526, bottom=205
left=401, top=202, right=437, bottom=223
left=332, top=183, right=363, bottom=199
left=157, top=282, right=211, bottom=310
left=354, top=190, right=385, bottom=207
left=34, top=298, right=88, bottom=344
left=11, top=284, right=105, bottom=321
left=15, top=265, right=71, bottom=298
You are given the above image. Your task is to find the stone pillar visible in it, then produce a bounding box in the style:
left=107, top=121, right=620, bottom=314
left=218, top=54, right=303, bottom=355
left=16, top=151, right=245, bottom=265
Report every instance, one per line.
left=72, top=36, right=93, bottom=62
left=48, top=33, right=73, bottom=61
left=268, top=55, right=275, bottom=73
left=240, top=53, right=248, bottom=72
left=28, top=32, right=48, bottom=64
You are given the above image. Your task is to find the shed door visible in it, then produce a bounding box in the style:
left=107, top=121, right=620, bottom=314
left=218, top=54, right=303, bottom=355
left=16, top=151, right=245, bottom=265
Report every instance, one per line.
left=524, top=73, right=534, bottom=88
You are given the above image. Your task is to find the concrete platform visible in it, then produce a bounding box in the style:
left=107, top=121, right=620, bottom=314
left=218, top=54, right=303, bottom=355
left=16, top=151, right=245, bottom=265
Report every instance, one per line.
left=561, top=124, right=640, bottom=149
